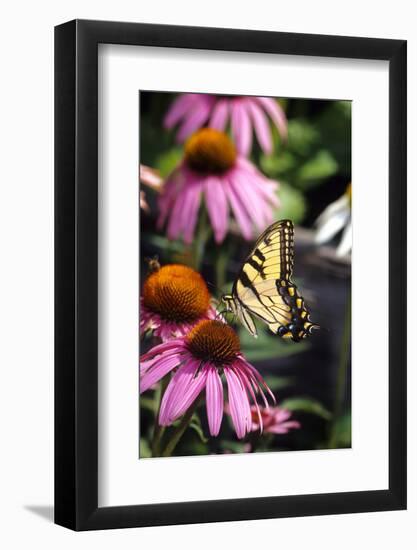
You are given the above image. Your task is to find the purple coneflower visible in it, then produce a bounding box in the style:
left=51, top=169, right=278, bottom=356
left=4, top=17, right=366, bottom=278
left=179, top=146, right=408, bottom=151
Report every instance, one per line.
left=158, top=128, right=279, bottom=244
left=250, top=405, right=300, bottom=434
left=164, top=93, right=287, bottom=156
left=139, top=164, right=163, bottom=213
left=140, top=264, right=217, bottom=341
left=140, top=320, right=275, bottom=439
left=140, top=164, right=163, bottom=191
left=140, top=191, right=150, bottom=213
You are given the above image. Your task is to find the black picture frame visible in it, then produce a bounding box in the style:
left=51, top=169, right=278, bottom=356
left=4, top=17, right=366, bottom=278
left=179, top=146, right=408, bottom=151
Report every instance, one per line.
left=55, top=19, right=407, bottom=531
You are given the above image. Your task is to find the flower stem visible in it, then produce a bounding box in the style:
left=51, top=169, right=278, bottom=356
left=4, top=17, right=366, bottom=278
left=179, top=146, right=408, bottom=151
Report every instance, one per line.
left=328, top=291, right=351, bottom=448
left=191, top=208, right=211, bottom=271
left=151, top=375, right=169, bottom=457
left=161, top=400, right=200, bottom=457
left=215, top=239, right=230, bottom=292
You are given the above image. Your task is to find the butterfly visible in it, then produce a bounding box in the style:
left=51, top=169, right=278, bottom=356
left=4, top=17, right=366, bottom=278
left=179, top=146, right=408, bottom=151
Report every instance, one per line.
left=221, top=220, right=319, bottom=341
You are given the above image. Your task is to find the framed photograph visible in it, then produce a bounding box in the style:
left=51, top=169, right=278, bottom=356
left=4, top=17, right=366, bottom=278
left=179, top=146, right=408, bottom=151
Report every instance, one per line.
left=55, top=19, right=406, bottom=530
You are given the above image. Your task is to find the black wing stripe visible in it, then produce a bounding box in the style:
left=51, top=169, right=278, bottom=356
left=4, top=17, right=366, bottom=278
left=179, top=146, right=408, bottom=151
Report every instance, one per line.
left=236, top=294, right=289, bottom=325
left=239, top=269, right=254, bottom=290
left=246, top=257, right=265, bottom=278
left=246, top=304, right=290, bottom=324
left=238, top=269, right=285, bottom=316
left=254, top=249, right=265, bottom=262
left=236, top=277, right=291, bottom=325
left=230, top=220, right=317, bottom=341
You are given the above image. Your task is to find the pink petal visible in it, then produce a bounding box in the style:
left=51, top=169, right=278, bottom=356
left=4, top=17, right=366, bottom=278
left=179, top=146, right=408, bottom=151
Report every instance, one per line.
left=139, top=358, right=155, bottom=377
left=209, top=98, right=229, bottom=131
left=164, top=94, right=200, bottom=128
left=250, top=181, right=279, bottom=215
left=224, top=367, right=251, bottom=439
left=223, top=177, right=253, bottom=240
left=228, top=170, right=268, bottom=231
left=235, top=155, right=258, bottom=175
left=159, top=360, right=207, bottom=425
left=235, top=356, right=275, bottom=405
left=237, top=172, right=279, bottom=226
left=139, top=164, right=163, bottom=190
left=166, top=195, right=186, bottom=240
left=182, top=179, right=203, bottom=244
left=176, top=97, right=213, bottom=142
left=140, top=339, right=185, bottom=361
left=237, top=363, right=268, bottom=410
left=268, top=421, right=300, bottom=434
left=206, top=304, right=225, bottom=323
left=235, top=158, right=279, bottom=206
left=157, top=323, right=182, bottom=342
left=233, top=366, right=263, bottom=433
left=205, top=366, right=224, bottom=436
left=204, top=176, right=229, bottom=243
left=140, top=190, right=150, bottom=213
left=140, top=354, right=182, bottom=393
left=157, top=170, right=184, bottom=228
left=231, top=100, right=252, bottom=156
left=255, top=97, right=288, bottom=140
left=247, top=100, right=273, bottom=154
left=166, top=175, right=199, bottom=241
left=274, top=409, right=292, bottom=422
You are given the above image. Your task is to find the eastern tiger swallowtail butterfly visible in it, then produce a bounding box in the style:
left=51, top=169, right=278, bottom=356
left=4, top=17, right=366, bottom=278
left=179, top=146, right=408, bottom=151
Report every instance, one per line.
left=221, top=220, right=319, bottom=341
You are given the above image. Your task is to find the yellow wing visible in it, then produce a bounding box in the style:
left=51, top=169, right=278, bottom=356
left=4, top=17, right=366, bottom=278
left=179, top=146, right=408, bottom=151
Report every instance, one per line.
left=231, top=220, right=318, bottom=342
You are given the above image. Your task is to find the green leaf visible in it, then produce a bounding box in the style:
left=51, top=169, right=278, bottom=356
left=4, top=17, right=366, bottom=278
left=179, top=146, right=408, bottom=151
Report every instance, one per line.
left=155, top=147, right=183, bottom=178
left=275, top=182, right=306, bottom=224
left=332, top=413, right=352, bottom=447
left=260, top=151, right=296, bottom=177
left=143, top=233, right=186, bottom=255
left=287, top=118, right=320, bottom=156
left=219, top=440, right=246, bottom=454
left=296, top=150, right=338, bottom=186
left=182, top=440, right=210, bottom=456
left=263, top=375, right=296, bottom=392
left=139, top=438, right=152, bottom=458
left=139, top=396, right=158, bottom=413
left=280, top=397, right=332, bottom=420
left=277, top=97, right=289, bottom=111
left=239, top=325, right=310, bottom=362
left=316, top=101, right=351, bottom=176
left=189, top=414, right=209, bottom=444
left=140, top=115, right=178, bottom=168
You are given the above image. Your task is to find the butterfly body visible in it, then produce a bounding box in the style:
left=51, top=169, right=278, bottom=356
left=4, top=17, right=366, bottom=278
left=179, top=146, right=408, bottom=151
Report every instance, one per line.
left=222, top=220, right=318, bottom=341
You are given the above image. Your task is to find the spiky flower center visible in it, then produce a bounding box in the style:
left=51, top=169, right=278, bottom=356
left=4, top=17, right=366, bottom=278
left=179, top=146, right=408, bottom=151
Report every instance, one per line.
left=142, top=264, right=210, bottom=323
left=186, top=320, right=241, bottom=365
left=184, top=128, right=237, bottom=174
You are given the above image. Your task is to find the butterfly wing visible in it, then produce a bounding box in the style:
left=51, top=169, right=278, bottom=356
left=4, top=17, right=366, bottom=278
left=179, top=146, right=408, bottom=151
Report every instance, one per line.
left=231, top=220, right=317, bottom=342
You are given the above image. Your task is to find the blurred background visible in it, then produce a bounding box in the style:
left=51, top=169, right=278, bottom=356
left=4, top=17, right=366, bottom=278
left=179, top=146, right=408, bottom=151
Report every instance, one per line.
left=139, top=91, right=351, bottom=457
